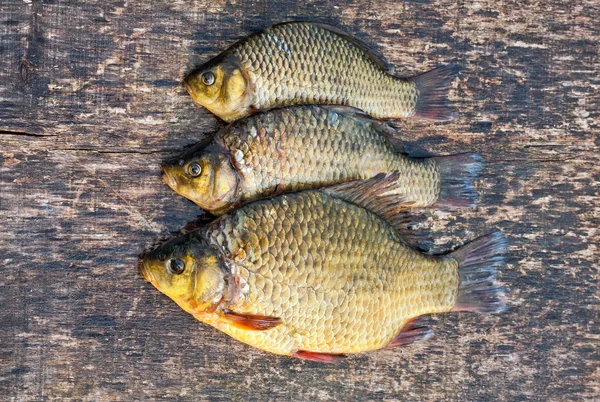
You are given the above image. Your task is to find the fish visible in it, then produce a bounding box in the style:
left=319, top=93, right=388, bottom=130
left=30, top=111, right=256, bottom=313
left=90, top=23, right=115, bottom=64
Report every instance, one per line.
left=162, top=105, right=482, bottom=216
left=140, top=176, right=507, bottom=362
left=183, top=22, right=459, bottom=123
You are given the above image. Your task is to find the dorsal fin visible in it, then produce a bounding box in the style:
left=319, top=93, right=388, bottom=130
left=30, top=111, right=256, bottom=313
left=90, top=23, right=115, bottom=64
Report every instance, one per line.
left=271, top=22, right=390, bottom=72
left=322, top=173, right=432, bottom=250
left=317, top=105, right=407, bottom=154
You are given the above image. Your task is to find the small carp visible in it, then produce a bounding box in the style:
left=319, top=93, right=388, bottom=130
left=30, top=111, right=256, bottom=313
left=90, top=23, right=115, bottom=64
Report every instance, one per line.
left=162, top=105, right=482, bottom=215
left=141, top=179, right=507, bottom=362
left=184, top=22, right=458, bottom=122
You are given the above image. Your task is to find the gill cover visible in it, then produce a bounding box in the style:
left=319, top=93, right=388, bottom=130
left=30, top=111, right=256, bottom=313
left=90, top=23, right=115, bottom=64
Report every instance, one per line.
left=184, top=54, right=253, bottom=122
left=140, top=233, right=227, bottom=314
left=162, top=144, right=241, bottom=215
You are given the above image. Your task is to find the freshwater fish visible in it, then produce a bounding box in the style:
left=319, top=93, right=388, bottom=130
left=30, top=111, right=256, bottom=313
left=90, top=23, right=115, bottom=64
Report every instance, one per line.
left=141, top=178, right=507, bottom=362
left=162, top=105, right=481, bottom=215
left=184, top=22, right=458, bottom=122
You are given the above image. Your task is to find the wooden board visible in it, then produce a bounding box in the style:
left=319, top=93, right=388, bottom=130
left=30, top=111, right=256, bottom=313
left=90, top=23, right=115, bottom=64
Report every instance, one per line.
left=1, top=0, right=598, bottom=400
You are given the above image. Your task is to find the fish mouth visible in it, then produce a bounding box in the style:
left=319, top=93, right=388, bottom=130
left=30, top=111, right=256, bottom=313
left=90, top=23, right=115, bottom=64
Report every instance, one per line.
left=162, top=169, right=178, bottom=190
left=139, top=260, right=157, bottom=285
left=182, top=78, right=192, bottom=95
left=182, top=75, right=198, bottom=97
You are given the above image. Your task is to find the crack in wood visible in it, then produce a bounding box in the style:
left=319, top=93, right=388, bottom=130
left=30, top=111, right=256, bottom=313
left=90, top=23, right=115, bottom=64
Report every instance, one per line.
left=0, top=130, right=53, bottom=138
left=59, top=148, right=174, bottom=155
left=490, top=157, right=579, bottom=163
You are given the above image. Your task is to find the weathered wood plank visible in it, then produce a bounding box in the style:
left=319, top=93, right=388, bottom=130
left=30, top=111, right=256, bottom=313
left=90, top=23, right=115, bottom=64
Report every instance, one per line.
left=1, top=0, right=598, bottom=400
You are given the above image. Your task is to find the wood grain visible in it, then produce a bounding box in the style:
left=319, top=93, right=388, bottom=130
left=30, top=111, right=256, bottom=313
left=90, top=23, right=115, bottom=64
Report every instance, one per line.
left=1, top=0, right=598, bottom=400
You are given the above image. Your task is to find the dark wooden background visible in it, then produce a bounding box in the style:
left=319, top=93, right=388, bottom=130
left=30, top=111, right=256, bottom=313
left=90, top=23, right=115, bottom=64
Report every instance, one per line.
left=1, top=0, right=598, bottom=400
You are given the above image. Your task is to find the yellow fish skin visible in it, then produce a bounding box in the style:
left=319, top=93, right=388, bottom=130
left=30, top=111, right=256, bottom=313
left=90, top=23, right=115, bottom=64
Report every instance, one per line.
left=141, top=189, right=507, bottom=362
left=183, top=22, right=458, bottom=123
left=162, top=105, right=481, bottom=216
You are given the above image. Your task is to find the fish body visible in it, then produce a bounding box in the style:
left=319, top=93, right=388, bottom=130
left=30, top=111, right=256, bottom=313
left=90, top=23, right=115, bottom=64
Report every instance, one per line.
left=184, top=22, right=458, bottom=122
left=162, top=106, right=481, bottom=215
left=141, top=189, right=506, bottom=361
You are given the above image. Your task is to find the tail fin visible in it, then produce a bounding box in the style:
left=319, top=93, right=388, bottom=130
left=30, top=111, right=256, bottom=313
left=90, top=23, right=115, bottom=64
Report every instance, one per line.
left=450, top=232, right=508, bottom=314
left=433, top=153, right=484, bottom=208
left=413, top=65, right=460, bottom=122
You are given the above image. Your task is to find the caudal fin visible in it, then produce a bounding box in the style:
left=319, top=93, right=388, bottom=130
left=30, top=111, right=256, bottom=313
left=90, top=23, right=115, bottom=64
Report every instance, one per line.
left=450, top=232, right=508, bottom=314
left=413, top=65, right=460, bottom=122
left=433, top=153, right=484, bottom=209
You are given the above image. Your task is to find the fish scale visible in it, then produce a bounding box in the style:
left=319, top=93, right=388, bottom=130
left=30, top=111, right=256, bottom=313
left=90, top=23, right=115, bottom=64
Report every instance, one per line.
left=164, top=102, right=485, bottom=217
left=184, top=22, right=455, bottom=123
left=200, top=191, right=458, bottom=355
left=219, top=106, right=440, bottom=205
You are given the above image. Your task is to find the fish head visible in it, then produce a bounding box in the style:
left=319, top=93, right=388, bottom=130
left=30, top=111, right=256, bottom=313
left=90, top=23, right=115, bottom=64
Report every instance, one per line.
left=140, top=233, right=227, bottom=314
left=162, top=143, right=241, bottom=215
left=183, top=55, right=251, bottom=122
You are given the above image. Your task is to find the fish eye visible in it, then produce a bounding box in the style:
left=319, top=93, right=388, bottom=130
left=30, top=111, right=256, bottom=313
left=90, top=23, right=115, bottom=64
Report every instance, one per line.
left=187, top=162, right=202, bottom=177
left=167, top=258, right=185, bottom=275
left=202, top=72, right=215, bottom=86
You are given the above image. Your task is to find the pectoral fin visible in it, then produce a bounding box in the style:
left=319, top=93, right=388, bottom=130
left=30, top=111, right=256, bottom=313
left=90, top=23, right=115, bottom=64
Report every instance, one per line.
left=292, top=350, right=347, bottom=364
left=221, top=310, right=282, bottom=331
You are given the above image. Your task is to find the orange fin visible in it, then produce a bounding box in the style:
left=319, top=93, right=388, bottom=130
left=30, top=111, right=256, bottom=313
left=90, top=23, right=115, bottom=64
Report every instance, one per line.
left=222, top=310, right=281, bottom=331
left=292, top=350, right=346, bottom=364
left=387, top=316, right=435, bottom=348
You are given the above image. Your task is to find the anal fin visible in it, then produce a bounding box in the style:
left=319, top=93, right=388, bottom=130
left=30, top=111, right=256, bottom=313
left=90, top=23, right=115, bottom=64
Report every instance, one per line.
left=222, top=310, right=282, bottom=331
left=387, top=316, right=435, bottom=348
left=292, top=350, right=347, bottom=364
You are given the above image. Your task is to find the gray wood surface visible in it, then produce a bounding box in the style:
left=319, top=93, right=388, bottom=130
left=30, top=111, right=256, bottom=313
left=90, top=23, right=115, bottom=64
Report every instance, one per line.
left=1, top=1, right=598, bottom=400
